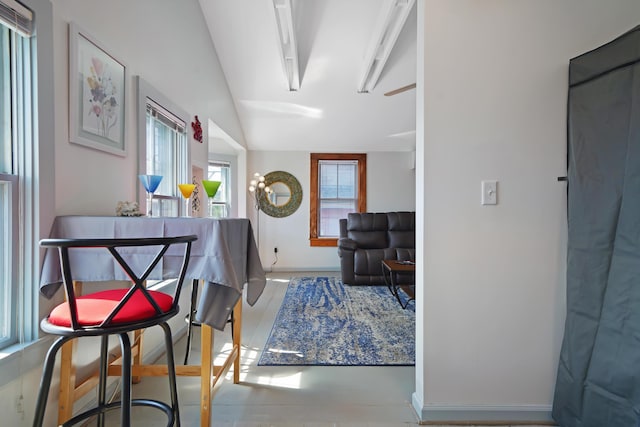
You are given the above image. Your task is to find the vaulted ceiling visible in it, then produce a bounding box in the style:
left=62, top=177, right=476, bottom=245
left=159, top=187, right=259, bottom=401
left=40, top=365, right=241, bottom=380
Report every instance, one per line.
left=199, top=0, right=417, bottom=154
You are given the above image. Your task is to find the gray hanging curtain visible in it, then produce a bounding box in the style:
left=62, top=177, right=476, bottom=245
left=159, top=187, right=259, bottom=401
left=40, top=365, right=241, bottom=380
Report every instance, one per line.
left=553, top=25, right=640, bottom=427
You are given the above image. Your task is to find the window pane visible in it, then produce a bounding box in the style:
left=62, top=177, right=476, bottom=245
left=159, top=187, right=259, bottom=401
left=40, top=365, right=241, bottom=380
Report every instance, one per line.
left=207, top=162, right=230, bottom=217
left=320, top=162, right=337, bottom=198
left=319, top=161, right=356, bottom=200
left=337, top=163, right=356, bottom=199
left=0, top=181, right=12, bottom=343
left=207, top=163, right=229, bottom=203
left=150, top=117, right=179, bottom=196
left=319, top=199, right=356, bottom=237
left=0, top=27, right=10, bottom=174
left=155, top=197, right=178, bottom=217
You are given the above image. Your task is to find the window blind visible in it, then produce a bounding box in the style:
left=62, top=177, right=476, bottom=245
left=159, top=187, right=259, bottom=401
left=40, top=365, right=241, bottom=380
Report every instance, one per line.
left=146, top=98, right=186, bottom=133
left=0, top=0, right=32, bottom=37
left=209, top=160, right=230, bottom=168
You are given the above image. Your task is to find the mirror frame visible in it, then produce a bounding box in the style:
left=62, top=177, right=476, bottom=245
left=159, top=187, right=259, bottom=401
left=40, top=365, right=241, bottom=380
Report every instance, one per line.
left=257, top=170, right=303, bottom=218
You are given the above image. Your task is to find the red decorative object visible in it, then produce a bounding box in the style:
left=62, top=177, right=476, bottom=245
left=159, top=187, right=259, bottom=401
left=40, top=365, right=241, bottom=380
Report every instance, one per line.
left=191, top=115, right=203, bottom=143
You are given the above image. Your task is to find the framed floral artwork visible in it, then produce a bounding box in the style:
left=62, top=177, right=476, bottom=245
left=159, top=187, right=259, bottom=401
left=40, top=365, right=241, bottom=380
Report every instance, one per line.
left=69, top=23, right=126, bottom=156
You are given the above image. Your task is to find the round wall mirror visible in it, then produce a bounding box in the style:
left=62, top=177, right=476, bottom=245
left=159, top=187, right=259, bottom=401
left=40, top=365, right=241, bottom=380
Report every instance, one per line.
left=268, top=182, right=291, bottom=206
left=257, top=171, right=303, bottom=218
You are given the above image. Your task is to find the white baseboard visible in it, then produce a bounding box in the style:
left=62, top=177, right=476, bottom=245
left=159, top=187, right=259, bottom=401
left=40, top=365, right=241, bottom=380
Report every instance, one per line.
left=412, top=394, right=554, bottom=424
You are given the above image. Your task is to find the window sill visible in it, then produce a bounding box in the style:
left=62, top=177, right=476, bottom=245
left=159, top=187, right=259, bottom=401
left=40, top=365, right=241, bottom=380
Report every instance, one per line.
left=310, top=237, right=338, bottom=247
left=0, top=337, right=53, bottom=387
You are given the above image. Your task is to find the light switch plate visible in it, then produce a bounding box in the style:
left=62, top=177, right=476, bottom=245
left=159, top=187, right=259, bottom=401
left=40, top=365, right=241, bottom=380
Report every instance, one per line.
left=481, top=180, right=498, bottom=205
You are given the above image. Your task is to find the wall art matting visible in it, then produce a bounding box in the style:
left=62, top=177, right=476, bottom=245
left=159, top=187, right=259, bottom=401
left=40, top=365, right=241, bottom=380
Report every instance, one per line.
left=69, top=22, right=126, bottom=156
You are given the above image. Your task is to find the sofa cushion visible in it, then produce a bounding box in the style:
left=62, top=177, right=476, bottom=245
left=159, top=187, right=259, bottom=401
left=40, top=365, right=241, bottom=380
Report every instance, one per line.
left=347, top=212, right=388, bottom=249
left=388, top=212, right=415, bottom=231
left=388, top=212, right=415, bottom=248
left=389, top=231, right=414, bottom=249
left=354, top=248, right=398, bottom=275
left=347, top=212, right=389, bottom=231
left=349, top=231, right=386, bottom=249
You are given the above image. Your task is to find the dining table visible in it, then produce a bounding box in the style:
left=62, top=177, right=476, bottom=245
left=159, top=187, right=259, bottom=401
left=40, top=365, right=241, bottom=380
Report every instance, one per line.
left=39, top=215, right=266, bottom=427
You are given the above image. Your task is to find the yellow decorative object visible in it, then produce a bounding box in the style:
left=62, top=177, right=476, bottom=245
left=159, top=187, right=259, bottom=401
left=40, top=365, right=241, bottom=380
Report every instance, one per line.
left=178, top=184, right=196, bottom=198
left=178, top=184, right=197, bottom=217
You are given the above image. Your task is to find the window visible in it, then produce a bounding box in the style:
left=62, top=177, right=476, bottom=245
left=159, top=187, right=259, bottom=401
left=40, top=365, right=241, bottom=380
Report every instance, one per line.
left=136, top=77, right=190, bottom=217
left=145, top=101, right=188, bottom=216
left=310, top=153, right=366, bottom=247
left=0, top=1, right=35, bottom=351
left=207, top=161, right=230, bottom=218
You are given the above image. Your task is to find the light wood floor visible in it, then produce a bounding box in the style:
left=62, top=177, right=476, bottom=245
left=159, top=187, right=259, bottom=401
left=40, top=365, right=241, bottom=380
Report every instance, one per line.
left=116, top=272, right=551, bottom=427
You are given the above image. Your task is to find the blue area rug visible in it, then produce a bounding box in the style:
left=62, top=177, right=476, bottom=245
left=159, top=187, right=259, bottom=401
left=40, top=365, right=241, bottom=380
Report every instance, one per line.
left=258, top=276, right=415, bottom=366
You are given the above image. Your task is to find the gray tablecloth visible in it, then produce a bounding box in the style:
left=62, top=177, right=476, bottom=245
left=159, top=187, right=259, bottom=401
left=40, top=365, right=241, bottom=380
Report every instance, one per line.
left=40, top=216, right=266, bottom=330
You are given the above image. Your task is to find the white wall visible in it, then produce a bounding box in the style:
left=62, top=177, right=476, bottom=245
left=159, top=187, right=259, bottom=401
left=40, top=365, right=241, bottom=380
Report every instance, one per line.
left=366, top=152, right=416, bottom=213
left=248, top=151, right=416, bottom=270
left=414, top=0, right=640, bottom=423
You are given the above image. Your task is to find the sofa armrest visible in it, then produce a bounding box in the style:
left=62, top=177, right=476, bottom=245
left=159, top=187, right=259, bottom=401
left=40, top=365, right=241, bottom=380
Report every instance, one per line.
left=339, top=218, right=348, bottom=238
left=338, top=238, right=356, bottom=285
left=338, top=237, right=357, bottom=252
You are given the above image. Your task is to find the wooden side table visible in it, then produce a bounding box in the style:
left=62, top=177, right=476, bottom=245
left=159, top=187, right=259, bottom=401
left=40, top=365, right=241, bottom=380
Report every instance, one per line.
left=381, top=259, right=415, bottom=309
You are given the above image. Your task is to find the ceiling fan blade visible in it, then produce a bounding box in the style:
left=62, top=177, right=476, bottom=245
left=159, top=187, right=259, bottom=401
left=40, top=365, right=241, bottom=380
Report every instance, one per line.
left=384, top=83, right=416, bottom=97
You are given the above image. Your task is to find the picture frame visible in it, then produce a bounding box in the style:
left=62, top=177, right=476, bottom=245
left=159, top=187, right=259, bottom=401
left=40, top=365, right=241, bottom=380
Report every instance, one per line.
left=68, top=22, right=126, bottom=156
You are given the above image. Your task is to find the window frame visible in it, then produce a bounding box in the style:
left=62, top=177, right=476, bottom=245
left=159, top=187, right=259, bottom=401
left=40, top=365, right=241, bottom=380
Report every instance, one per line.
left=0, top=9, right=38, bottom=354
left=309, top=153, right=366, bottom=247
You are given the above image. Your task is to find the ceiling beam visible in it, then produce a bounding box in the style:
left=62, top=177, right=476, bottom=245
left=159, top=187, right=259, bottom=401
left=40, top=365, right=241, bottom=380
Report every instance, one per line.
left=384, top=82, right=416, bottom=96
left=271, top=0, right=300, bottom=91
left=357, top=0, right=415, bottom=94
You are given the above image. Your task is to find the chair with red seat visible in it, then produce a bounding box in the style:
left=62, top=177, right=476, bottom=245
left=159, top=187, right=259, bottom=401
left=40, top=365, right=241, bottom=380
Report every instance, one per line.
left=33, top=235, right=197, bottom=427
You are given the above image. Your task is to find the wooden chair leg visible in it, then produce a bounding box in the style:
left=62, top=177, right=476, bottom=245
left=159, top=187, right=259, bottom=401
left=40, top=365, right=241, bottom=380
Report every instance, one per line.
left=132, top=329, right=144, bottom=383
left=57, top=339, right=76, bottom=425
left=200, top=324, right=213, bottom=427
left=232, top=300, right=242, bottom=384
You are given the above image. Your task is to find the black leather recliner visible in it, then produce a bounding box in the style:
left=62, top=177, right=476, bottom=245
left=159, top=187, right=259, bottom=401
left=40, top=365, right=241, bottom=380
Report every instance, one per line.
left=338, top=211, right=415, bottom=285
